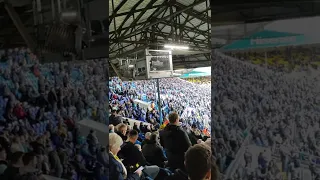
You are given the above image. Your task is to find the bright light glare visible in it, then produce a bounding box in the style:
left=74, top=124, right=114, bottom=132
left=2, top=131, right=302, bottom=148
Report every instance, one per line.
left=193, top=67, right=211, bottom=73
left=164, top=44, right=189, bottom=50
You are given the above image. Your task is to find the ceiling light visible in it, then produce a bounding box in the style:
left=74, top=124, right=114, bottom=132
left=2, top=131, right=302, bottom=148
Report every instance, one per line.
left=164, top=44, right=189, bottom=50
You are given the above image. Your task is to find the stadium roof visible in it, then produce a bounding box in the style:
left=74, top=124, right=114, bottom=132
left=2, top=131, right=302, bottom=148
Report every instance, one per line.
left=180, top=66, right=210, bottom=78
left=108, top=0, right=212, bottom=74
left=221, top=30, right=305, bottom=51
left=211, top=1, right=320, bottom=48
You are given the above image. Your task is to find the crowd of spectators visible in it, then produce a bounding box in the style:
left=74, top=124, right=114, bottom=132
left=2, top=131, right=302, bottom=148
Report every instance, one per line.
left=108, top=112, right=215, bottom=180
left=184, top=77, right=211, bottom=84
left=213, top=49, right=320, bottom=180
left=0, top=47, right=108, bottom=180
left=109, top=77, right=211, bottom=132
left=228, top=46, right=320, bottom=72
left=108, top=74, right=215, bottom=179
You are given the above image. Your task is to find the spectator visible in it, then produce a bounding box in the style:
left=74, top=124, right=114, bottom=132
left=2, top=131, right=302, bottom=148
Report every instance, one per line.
left=188, top=123, right=203, bottom=145
left=135, top=144, right=142, bottom=152
left=109, top=133, right=141, bottom=180
left=116, top=123, right=128, bottom=141
left=18, top=152, right=44, bottom=179
left=141, top=132, right=152, bottom=148
left=10, top=137, right=24, bottom=153
left=1, top=151, right=24, bottom=180
left=0, top=147, right=7, bottom=175
left=142, top=133, right=167, bottom=168
left=119, top=130, right=160, bottom=179
left=160, top=112, right=191, bottom=171
left=118, top=130, right=147, bottom=168
left=167, top=144, right=219, bottom=180
left=110, top=110, right=122, bottom=126
left=109, top=125, right=115, bottom=133
left=185, top=144, right=217, bottom=180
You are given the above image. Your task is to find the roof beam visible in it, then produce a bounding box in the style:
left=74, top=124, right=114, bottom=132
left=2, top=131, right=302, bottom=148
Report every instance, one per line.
left=212, top=5, right=320, bottom=25
left=109, top=0, right=128, bottom=26
left=115, top=0, right=145, bottom=37
left=158, top=20, right=208, bottom=37
left=110, top=45, right=148, bottom=60
left=173, top=1, right=210, bottom=23
left=150, top=31, right=209, bottom=49
left=109, top=5, right=168, bottom=37
left=119, top=39, right=209, bottom=50
left=115, top=4, right=164, bottom=17
left=4, top=1, right=36, bottom=51
left=119, top=0, right=158, bottom=37
left=113, top=0, right=207, bottom=42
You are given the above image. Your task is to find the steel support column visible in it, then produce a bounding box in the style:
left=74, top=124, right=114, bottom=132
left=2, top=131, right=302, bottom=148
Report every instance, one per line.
left=4, top=1, right=37, bottom=51
left=156, top=79, right=162, bottom=124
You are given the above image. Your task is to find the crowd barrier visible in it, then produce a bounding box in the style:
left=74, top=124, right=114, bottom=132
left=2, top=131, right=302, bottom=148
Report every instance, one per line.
left=121, top=117, right=151, bottom=128
left=43, top=175, right=66, bottom=180
left=224, top=134, right=252, bottom=179
left=133, top=99, right=151, bottom=111
left=223, top=125, right=253, bottom=179
left=77, top=119, right=109, bottom=146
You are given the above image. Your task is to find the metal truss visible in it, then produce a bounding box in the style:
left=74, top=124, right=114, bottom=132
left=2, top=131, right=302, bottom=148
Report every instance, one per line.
left=109, top=0, right=212, bottom=71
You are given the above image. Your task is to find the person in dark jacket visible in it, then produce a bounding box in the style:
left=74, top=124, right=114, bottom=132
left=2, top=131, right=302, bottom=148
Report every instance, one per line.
left=116, top=123, right=128, bottom=141
left=1, top=151, right=24, bottom=180
left=109, top=133, right=141, bottom=180
left=118, top=130, right=160, bottom=179
left=160, top=112, right=191, bottom=171
left=142, top=133, right=167, bottom=168
left=167, top=144, right=219, bottom=180
left=118, top=130, right=147, bottom=169
left=188, top=124, right=203, bottom=145
left=165, top=169, right=188, bottom=180
left=110, top=110, right=122, bottom=126
left=0, top=147, right=8, bottom=175
left=141, top=132, right=152, bottom=148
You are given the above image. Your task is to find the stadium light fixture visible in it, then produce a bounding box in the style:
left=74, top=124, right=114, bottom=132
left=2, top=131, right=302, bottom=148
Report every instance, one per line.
left=164, top=44, right=189, bottom=50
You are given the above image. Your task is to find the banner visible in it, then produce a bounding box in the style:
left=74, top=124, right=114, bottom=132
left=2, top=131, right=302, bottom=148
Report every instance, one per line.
left=222, top=30, right=305, bottom=51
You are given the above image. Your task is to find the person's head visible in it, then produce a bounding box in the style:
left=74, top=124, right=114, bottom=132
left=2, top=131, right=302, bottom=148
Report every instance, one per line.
left=100, top=146, right=106, bottom=152
left=111, top=109, right=117, bottom=115
left=10, top=151, right=24, bottom=166
left=22, top=152, right=37, bottom=167
left=145, top=132, right=152, bottom=140
left=109, top=124, right=115, bottom=132
left=116, top=123, right=127, bottom=136
left=135, top=144, right=141, bottom=151
left=0, top=147, right=6, bottom=160
left=90, top=129, right=95, bottom=135
left=128, top=129, right=139, bottom=143
left=12, top=136, right=20, bottom=143
left=185, top=144, right=217, bottom=180
left=109, top=133, right=123, bottom=155
left=150, top=133, right=159, bottom=143
left=191, top=123, right=197, bottom=130
left=168, top=112, right=179, bottom=125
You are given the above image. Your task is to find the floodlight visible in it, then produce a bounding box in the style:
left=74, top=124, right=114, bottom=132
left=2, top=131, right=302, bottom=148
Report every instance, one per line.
left=164, top=44, right=189, bottom=50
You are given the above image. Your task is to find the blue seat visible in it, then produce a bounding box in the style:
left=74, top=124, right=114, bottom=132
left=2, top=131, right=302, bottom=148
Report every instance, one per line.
left=135, top=140, right=141, bottom=145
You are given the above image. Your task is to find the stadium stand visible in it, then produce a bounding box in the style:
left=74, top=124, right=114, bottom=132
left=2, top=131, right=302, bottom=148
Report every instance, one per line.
left=228, top=46, right=320, bottom=73
left=213, top=49, right=320, bottom=180
left=0, top=47, right=108, bottom=180
left=108, top=76, right=214, bottom=179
